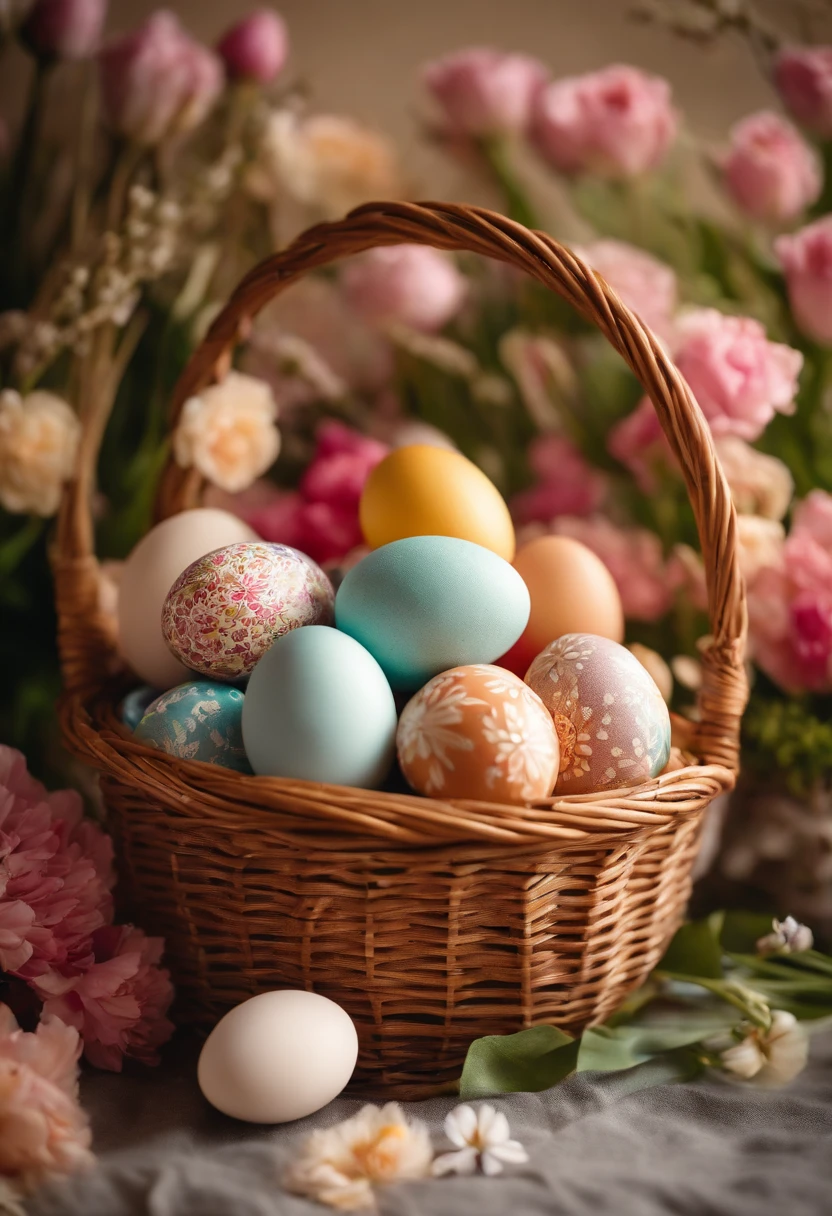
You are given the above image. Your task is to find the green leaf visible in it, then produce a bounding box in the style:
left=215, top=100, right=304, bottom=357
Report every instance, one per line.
left=460, top=1025, right=578, bottom=1098
left=658, top=916, right=724, bottom=980
left=577, top=1013, right=735, bottom=1074
left=719, top=911, right=775, bottom=954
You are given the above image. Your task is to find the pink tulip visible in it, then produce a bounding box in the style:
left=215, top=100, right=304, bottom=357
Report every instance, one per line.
left=532, top=64, right=677, bottom=177
left=217, top=8, right=288, bottom=84
left=721, top=111, right=820, bottom=224
left=774, top=46, right=832, bottom=137
left=575, top=239, right=677, bottom=338
left=775, top=216, right=832, bottom=346
left=422, top=47, right=549, bottom=136
left=342, top=244, right=467, bottom=333
left=674, top=309, right=802, bottom=441
left=21, top=0, right=106, bottom=60
left=99, top=11, right=224, bottom=146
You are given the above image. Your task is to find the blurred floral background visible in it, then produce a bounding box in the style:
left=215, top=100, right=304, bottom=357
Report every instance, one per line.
left=3, top=0, right=832, bottom=944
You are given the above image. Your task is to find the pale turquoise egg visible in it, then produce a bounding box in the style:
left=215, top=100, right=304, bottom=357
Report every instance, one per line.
left=135, top=682, right=251, bottom=773
left=334, top=536, right=530, bottom=690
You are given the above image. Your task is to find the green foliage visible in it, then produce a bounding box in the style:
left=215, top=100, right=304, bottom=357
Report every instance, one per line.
left=460, top=1025, right=577, bottom=1098
left=743, top=692, right=832, bottom=795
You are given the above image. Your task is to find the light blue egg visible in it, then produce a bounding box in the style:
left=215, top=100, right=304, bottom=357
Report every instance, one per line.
left=120, top=685, right=158, bottom=731
left=334, top=536, right=530, bottom=690
left=242, top=625, right=397, bottom=787
left=135, top=682, right=251, bottom=773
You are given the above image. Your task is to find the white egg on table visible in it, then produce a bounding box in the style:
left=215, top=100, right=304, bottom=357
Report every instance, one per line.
left=117, top=508, right=257, bottom=689
left=197, top=990, right=359, bottom=1124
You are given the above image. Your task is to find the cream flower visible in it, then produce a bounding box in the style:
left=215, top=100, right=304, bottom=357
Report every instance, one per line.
left=249, top=110, right=400, bottom=219
left=713, top=436, right=794, bottom=521
left=432, top=1104, right=528, bottom=1177
left=715, top=1011, right=809, bottom=1086
left=173, top=371, right=280, bottom=493
left=0, top=390, right=80, bottom=516
left=757, top=916, right=814, bottom=955
left=283, top=1101, right=433, bottom=1212
left=737, top=516, right=786, bottom=582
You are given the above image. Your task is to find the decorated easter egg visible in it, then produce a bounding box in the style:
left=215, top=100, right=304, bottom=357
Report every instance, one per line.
left=359, top=444, right=516, bottom=560
left=503, top=536, right=624, bottom=674
left=198, top=990, right=358, bottom=1124
left=525, top=633, right=671, bottom=796
left=135, top=681, right=250, bottom=772
left=335, top=536, right=530, bottom=690
left=162, top=542, right=334, bottom=681
left=242, top=625, right=397, bottom=787
left=120, top=685, right=158, bottom=730
left=118, top=509, right=257, bottom=689
left=397, top=664, right=560, bottom=804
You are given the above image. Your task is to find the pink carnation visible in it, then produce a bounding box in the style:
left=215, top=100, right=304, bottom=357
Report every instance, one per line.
left=0, top=1005, right=93, bottom=1191
left=510, top=434, right=606, bottom=523
left=422, top=47, right=549, bottom=136
left=774, top=46, right=832, bottom=137
left=341, top=245, right=467, bottom=333
left=42, top=925, right=174, bottom=1072
left=551, top=515, right=683, bottom=621
left=674, top=309, right=802, bottom=441
left=575, top=240, right=677, bottom=338
left=532, top=64, right=677, bottom=178
left=775, top=216, right=832, bottom=347
left=721, top=111, right=820, bottom=224
left=608, top=397, right=671, bottom=492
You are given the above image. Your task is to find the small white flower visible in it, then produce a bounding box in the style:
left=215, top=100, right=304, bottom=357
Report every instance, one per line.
left=284, top=1101, right=433, bottom=1212
left=714, top=1011, right=809, bottom=1086
left=173, top=371, right=280, bottom=493
left=431, top=1103, right=528, bottom=1178
left=757, top=916, right=814, bottom=955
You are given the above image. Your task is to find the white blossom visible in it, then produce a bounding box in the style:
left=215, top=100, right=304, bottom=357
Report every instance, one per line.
left=715, top=1011, right=809, bottom=1086
left=757, top=916, right=814, bottom=955
left=431, top=1104, right=529, bottom=1178
left=0, top=390, right=80, bottom=516
left=173, top=371, right=281, bottom=493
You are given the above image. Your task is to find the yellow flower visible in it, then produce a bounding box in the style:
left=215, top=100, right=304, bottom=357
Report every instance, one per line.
left=0, top=390, right=80, bottom=517
left=173, top=371, right=280, bottom=494
left=283, top=1101, right=433, bottom=1212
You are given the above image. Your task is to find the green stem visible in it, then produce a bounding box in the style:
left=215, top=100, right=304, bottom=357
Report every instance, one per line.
left=4, top=60, right=52, bottom=298
left=479, top=135, right=541, bottom=231
left=658, top=972, right=772, bottom=1028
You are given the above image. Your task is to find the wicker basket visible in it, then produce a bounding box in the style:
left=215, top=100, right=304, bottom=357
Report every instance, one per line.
left=53, top=202, right=748, bottom=1098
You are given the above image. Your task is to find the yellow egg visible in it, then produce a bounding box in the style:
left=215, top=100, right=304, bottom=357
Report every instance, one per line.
left=359, top=445, right=515, bottom=561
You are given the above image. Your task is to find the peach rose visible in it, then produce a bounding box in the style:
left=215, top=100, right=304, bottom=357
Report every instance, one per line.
left=173, top=371, right=280, bottom=493
left=0, top=390, right=80, bottom=516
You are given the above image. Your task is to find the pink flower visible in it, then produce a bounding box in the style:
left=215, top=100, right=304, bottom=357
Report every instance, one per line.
left=608, top=397, right=671, bottom=491
left=794, top=488, right=832, bottom=548
left=217, top=8, right=288, bottom=84
left=674, top=309, right=802, bottom=441
left=422, top=47, right=549, bottom=136
left=341, top=245, right=467, bottom=333
left=99, top=11, right=224, bottom=146
left=510, top=434, right=606, bottom=523
left=532, top=64, right=677, bottom=177
left=550, top=515, right=683, bottom=621
left=0, top=1005, right=93, bottom=1191
left=574, top=239, right=677, bottom=338
left=774, top=46, right=832, bottom=137
left=42, top=926, right=174, bottom=1072
left=721, top=112, right=820, bottom=224
left=775, top=216, right=832, bottom=346
left=21, top=0, right=106, bottom=60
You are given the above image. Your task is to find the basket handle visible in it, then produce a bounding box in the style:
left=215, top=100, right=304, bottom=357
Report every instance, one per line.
left=62, top=201, right=750, bottom=773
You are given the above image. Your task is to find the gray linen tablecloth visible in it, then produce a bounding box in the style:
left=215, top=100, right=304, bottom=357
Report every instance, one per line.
left=28, top=1029, right=832, bottom=1216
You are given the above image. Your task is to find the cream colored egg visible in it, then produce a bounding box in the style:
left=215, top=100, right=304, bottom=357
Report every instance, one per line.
left=117, top=509, right=257, bottom=688
left=197, top=990, right=359, bottom=1124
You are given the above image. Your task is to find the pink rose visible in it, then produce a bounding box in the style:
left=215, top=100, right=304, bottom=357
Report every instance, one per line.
left=21, top=0, right=106, bottom=60
left=532, top=64, right=677, bottom=177
left=510, top=434, right=606, bottom=523
left=674, top=309, right=802, bottom=441
left=608, top=397, right=671, bottom=492
left=574, top=239, right=677, bottom=338
left=793, top=488, right=832, bottom=548
left=342, top=245, right=467, bottom=333
left=721, top=111, right=820, bottom=224
left=774, top=46, right=832, bottom=137
left=99, top=12, right=224, bottom=146
left=422, top=47, right=549, bottom=135
left=775, top=216, right=832, bottom=346
left=217, top=8, right=288, bottom=84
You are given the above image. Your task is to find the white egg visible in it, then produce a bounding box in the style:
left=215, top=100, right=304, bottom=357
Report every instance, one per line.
left=117, top=508, right=257, bottom=688
left=197, top=990, right=359, bottom=1123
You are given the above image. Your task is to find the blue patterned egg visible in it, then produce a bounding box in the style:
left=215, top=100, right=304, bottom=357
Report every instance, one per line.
left=135, top=682, right=251, bottom=772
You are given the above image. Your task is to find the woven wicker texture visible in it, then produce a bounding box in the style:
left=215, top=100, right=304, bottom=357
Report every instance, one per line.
left=54, top=202, right=748, bottom=1097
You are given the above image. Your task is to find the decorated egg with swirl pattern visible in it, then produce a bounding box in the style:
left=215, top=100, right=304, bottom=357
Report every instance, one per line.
left=525, top=633, right=671, bottom=796
left=162, top=542, right=334, bottom=681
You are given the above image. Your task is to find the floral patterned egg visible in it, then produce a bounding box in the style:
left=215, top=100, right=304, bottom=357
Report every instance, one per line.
left=135, top=682, right=250, bottom=772
left=396, top=664, right=560, bottom=804
left=525, top=633, right=671, bottom=796
left=162, top=542, right=334, bottom=680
